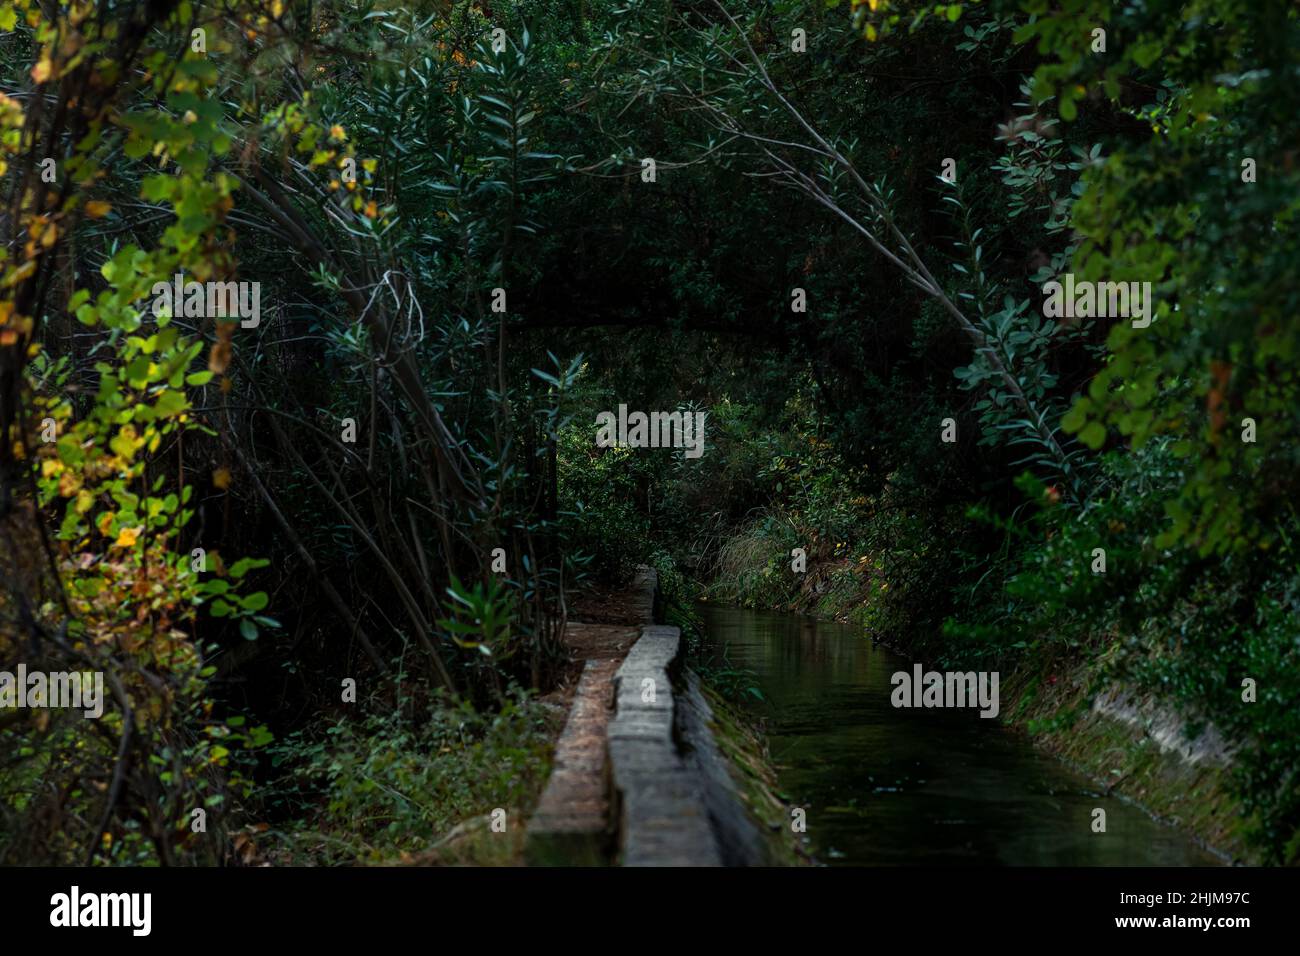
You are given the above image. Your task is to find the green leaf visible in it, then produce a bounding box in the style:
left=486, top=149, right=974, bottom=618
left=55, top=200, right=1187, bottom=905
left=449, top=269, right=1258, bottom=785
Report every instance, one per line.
left=1078, top=421, right=1107, bottom=449
left=1060, top=399, right=1090, bottom=433
left=241, top=591, right=269, bottom=612
left=229, top=557, right=270, bottom=579
left=154, top=389, right=188, bottom=417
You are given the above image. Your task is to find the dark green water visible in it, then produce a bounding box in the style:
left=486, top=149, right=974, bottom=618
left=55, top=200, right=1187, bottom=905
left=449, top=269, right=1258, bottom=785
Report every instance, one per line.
left=701, top=604, right=1222, bottom=866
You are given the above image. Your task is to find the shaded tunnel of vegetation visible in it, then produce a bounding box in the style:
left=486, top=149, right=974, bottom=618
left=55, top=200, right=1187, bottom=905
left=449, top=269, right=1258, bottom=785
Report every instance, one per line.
left=1, top=0, right=1298, bottom=866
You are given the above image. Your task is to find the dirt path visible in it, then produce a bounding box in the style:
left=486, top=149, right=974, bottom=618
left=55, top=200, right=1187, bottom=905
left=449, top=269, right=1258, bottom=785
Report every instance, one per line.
left=524, top=569, right=656, bottom=864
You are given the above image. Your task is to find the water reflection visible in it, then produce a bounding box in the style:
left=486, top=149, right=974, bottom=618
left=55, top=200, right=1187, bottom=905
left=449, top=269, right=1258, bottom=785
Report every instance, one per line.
left=701, top=604, right=1221, bottom=866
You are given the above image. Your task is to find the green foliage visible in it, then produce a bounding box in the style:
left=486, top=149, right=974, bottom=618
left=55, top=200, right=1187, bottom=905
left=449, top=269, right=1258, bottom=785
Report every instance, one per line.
left=2, top=0, right=278, bottom=865
left=4, top=0, right=1297, bottom=869
left=1017, top=0, right=1300, bottom=555
left=261, top=688, right=552, bottom=865
left=946, top=442, right=1300, bottom=860
left=556, top=425, right=653, bottom=582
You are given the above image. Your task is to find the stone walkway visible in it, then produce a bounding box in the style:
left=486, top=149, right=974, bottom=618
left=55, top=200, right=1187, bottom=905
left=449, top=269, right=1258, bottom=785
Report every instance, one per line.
left=523, top=569, right=652, bottom=865
left=524, top=657, right=621, bottom=865
left=525, top=568, right=721, bottom=866
left=608, top=625, right=721, bottom=865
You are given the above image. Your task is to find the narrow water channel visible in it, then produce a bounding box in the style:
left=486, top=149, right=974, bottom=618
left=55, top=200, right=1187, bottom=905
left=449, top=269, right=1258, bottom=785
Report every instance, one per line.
left=701, top=605, right=1221, bottom=866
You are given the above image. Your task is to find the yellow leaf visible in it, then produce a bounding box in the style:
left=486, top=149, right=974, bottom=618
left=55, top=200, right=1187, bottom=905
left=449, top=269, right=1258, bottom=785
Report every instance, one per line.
left=84, top=200, right=111, bottom=219
left=115, top=526, right=140, bottom=548
left=212, top=466, right=231, bottom=489
left=58, top=471, right=81, bottom=497
left=208, top=339, right=231, bottom=374
left=31, top=57, right=52, bottom=83
left=3, top=259, right=37, bottom=287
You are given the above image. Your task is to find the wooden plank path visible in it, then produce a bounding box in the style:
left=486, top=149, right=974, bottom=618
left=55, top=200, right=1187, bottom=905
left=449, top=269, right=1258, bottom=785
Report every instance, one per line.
left=525, top=568, right=721, bottom=866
